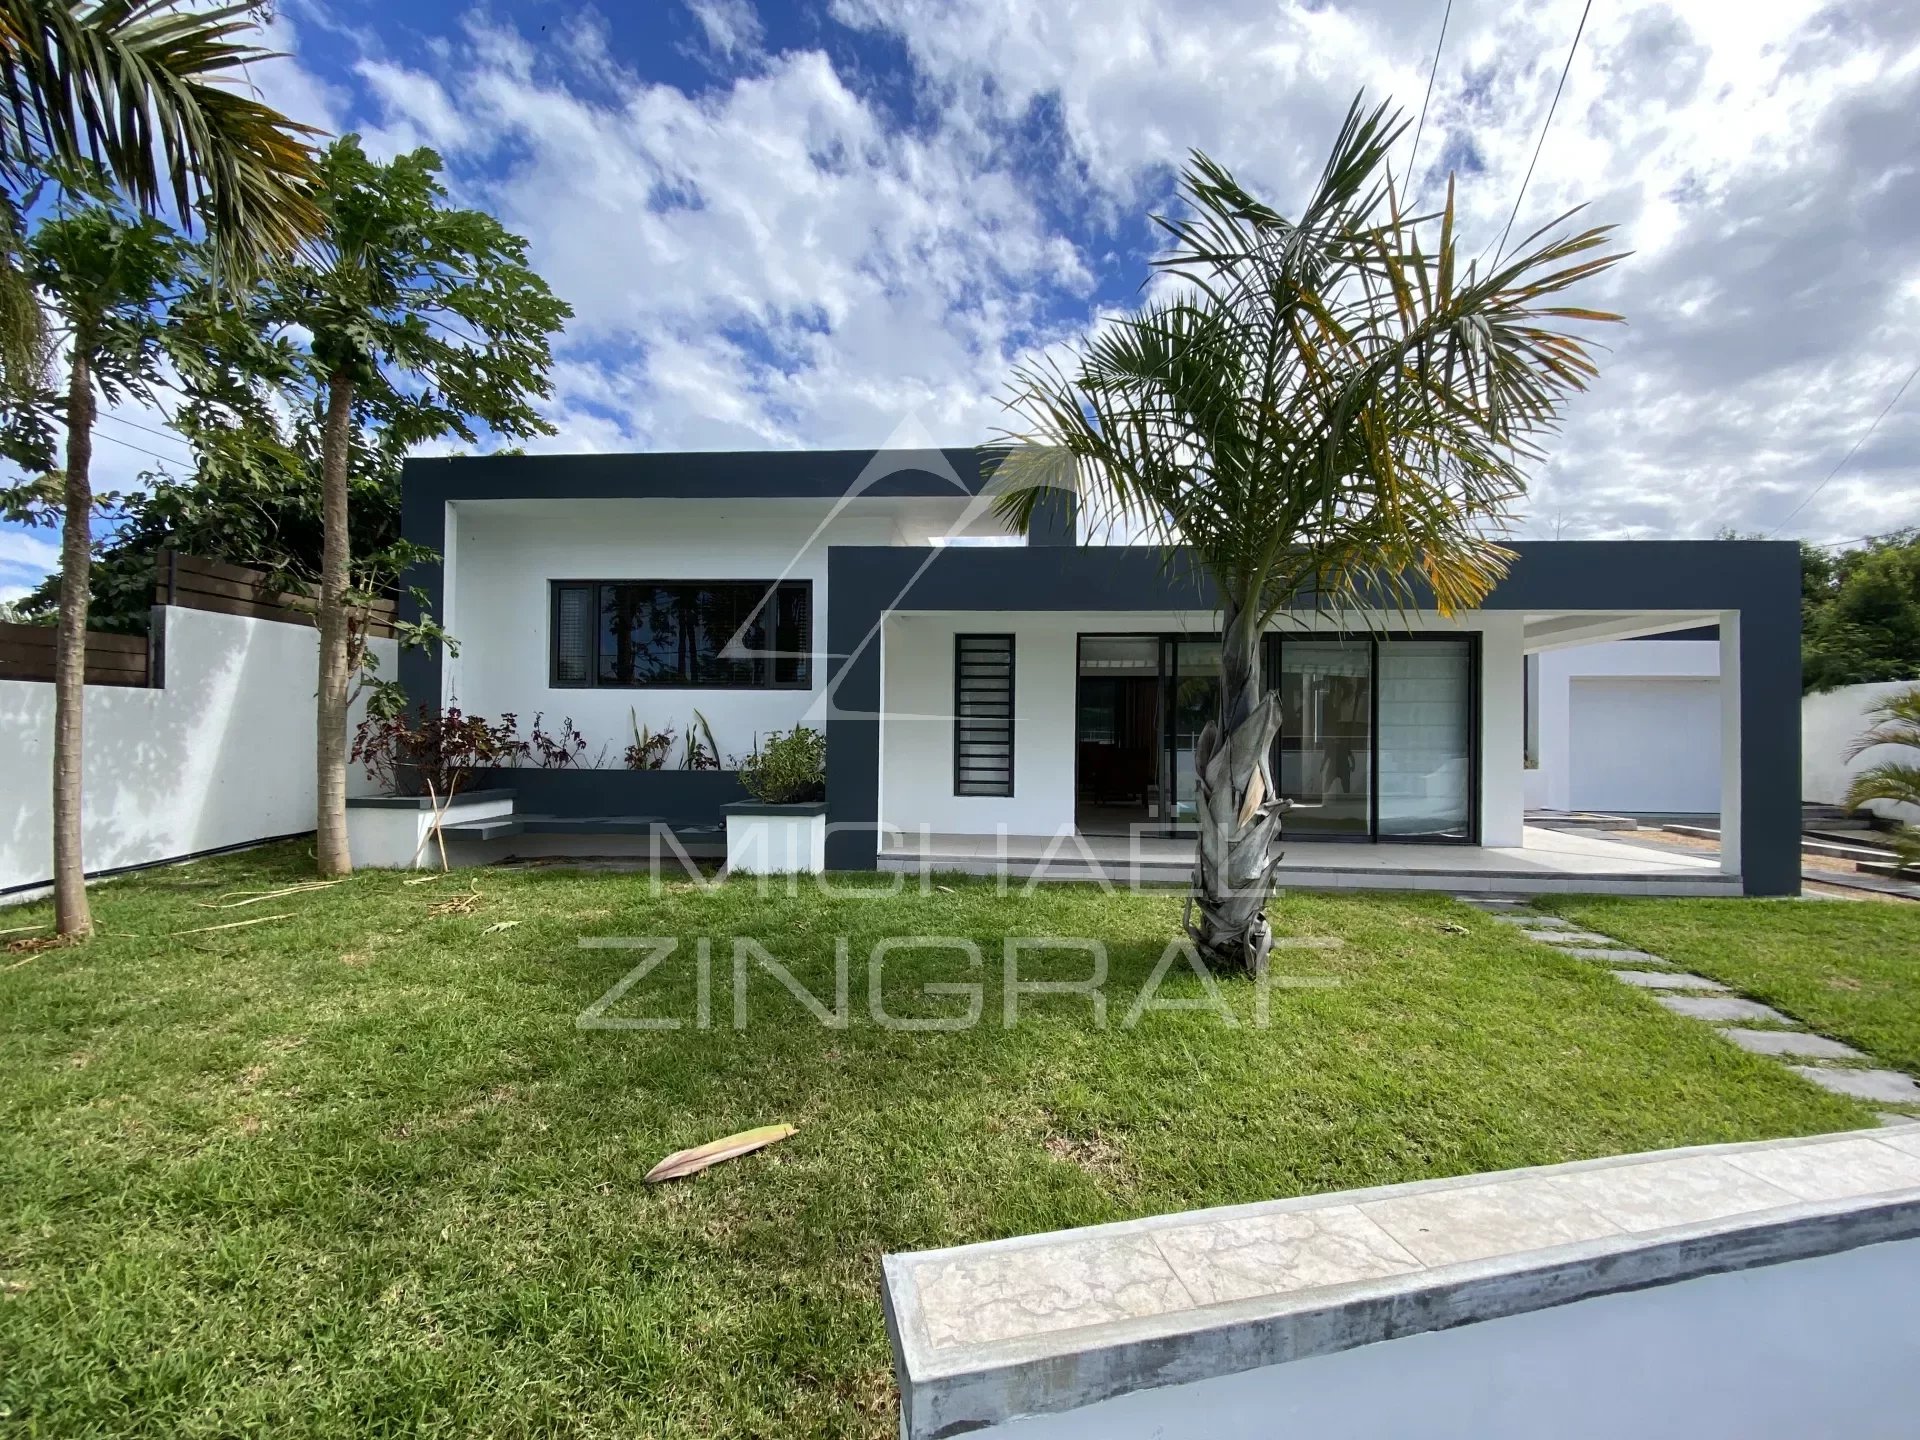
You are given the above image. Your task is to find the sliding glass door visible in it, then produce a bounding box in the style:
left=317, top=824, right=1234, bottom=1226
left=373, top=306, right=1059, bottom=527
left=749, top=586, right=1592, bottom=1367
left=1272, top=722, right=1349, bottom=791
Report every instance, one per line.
left=1074, top=630, right=1478, bottom=843
left=1274, top=641, right=1373, bottom=838
left=1375, top=639, right=1474, bottom=839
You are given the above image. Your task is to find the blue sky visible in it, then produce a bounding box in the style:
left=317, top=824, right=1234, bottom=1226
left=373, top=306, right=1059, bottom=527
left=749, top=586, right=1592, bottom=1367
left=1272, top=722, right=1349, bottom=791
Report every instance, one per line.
left=4, top=0, right=1918, bottom=602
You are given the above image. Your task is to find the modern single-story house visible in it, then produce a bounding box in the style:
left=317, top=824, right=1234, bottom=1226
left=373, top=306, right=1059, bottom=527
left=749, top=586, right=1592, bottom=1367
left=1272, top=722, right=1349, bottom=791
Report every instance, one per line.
left=393, top=448, right=1801, bottom=896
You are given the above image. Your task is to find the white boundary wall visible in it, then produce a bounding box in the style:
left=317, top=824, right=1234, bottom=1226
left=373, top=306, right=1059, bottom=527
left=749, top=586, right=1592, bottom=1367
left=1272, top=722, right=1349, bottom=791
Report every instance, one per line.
left=0, top=605, right=394, bottom=894
left=1529, top=639, right=1721, bottom=814
left=1804, top=679, right=1920, bottom=824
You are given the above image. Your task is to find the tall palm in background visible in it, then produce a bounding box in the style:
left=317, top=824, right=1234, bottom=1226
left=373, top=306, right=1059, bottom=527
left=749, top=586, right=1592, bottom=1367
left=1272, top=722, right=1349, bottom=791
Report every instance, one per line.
left=0, top=0, right=322, bottom=391
left=996, top=97, right=1623, bottom=974
left=0, top=0, right=319, bottom=936
left=1845, top=687, right=1920, bottom=871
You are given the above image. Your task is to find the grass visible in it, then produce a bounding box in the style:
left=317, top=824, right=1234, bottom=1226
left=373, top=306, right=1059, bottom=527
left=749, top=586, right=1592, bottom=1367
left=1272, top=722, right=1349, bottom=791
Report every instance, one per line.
left=1547, top=896, right=1920, bottom=1078
left=0, top=848, right=1881, bottom=1438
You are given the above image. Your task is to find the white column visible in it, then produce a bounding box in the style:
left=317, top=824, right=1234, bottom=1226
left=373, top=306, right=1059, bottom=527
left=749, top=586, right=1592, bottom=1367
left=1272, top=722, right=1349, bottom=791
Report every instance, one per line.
left=1719, top=611, right=1742, bottom=877
left=1478, top=613, right=1527, bottom=847
left=439, top=499, right=460, bottom=706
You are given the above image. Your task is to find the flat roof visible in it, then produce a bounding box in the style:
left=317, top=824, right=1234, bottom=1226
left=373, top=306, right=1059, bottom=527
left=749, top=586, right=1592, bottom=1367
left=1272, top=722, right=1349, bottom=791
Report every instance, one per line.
left=401, top=447, right=1004, bottom=502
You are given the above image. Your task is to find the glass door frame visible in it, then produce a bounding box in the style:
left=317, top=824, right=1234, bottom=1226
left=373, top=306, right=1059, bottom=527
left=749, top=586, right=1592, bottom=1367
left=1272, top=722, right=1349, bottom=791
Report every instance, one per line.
left=1074, top=629, right=1483, bottom=845
left=1265, top=630, right=1483, bottom=845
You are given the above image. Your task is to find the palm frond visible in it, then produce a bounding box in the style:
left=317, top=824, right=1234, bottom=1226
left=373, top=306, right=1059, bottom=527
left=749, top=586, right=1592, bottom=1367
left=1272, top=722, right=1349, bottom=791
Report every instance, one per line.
left=1844, top=761, right=1920, bottom=812
left=0, top=0, right=322, bottom=274
left=995, top=91, right=1623, bottom=624
left=1844, top=687, right=1920, bottom=762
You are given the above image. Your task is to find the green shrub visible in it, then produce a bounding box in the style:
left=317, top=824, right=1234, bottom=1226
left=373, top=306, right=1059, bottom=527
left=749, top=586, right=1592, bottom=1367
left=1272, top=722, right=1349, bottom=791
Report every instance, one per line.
left=738, top=725, right=825, bottom=804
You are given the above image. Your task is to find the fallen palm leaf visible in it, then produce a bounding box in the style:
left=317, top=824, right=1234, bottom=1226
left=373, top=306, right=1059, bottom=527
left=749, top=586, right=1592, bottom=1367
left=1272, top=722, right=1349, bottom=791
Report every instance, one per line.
left=199, top=881, right=341, bottom=909
left=645, top=1123, right=798, bottom=1183
left=0, top=923, right=50, bottom=938
left=402, top=874, right=446, bottom=887
left=169, top=913, right=293, bottom=937
left=480, top=920, right=520, bottom=935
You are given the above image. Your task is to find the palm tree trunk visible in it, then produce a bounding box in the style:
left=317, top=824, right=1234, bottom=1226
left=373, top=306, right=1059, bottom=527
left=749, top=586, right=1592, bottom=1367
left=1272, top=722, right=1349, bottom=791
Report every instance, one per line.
left=314, top=370, right=354, bottom=875
left=52, top=345, right=95, bottom=937
left=1185, top=594, right=1286, bottom=973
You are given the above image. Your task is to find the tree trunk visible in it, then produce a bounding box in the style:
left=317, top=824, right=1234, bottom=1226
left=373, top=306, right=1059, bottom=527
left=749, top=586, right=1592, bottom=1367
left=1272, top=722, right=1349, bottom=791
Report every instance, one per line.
left=51, top=346, right=95, bottom=937
left=314, top=370, right=354, bottom=876
left=1185, top=594, right=1287, bottom=973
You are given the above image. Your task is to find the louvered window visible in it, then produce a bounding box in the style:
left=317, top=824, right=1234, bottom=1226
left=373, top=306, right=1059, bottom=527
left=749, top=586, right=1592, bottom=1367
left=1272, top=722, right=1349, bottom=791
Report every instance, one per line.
left=549, top=580, right=811, bottom=689
left=552, top=584, right=594, bottom=685
left=954, top=634, right=1014, bottom=796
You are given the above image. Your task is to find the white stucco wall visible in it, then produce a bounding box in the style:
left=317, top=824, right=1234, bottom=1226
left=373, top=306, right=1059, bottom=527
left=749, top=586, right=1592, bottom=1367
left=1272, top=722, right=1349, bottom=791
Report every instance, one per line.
left=1531, top=639, right=1721, bottom=814
left=1804, top=679, right=1920, bottom=824
left=878, top=610, right=1526, bottom=844
left=988, top=1237, right=1920, bottom=1440
left=445, top=498, right=906, bottom=764
left=0, top=607, right=394, bottom=893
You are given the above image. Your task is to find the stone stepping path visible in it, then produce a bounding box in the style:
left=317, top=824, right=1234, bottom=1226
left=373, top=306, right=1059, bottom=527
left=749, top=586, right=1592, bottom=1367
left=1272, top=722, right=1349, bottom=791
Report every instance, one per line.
left=1460, top=893, right=1920, bottom=1126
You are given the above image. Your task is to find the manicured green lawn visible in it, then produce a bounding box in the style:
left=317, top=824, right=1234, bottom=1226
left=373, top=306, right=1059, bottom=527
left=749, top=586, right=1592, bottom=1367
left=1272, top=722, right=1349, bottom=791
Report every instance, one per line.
left=0, top=849, right=1876, bottom=1437
left=1548, top=896, right=1920, bottom=1079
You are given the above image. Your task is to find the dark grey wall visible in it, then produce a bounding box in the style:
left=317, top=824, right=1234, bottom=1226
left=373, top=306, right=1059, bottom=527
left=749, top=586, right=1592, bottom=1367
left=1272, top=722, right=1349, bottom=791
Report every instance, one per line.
left=476, top=767, right=746, bottom=823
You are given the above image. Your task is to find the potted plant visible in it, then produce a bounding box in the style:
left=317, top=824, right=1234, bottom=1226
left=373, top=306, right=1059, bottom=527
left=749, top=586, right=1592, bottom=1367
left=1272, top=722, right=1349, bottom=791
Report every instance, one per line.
left=724, top=725, right=827, bottom=874
left=345, top=704, right=525, bottom=868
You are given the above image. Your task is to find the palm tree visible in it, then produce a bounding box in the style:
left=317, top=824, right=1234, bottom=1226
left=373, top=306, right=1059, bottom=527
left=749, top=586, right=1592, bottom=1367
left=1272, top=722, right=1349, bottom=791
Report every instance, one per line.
left=0, top=0, right=323, bottom=392
left=1844, top=687, right=1920, bottom=871
left=995, top=97, right=1623, bottom=973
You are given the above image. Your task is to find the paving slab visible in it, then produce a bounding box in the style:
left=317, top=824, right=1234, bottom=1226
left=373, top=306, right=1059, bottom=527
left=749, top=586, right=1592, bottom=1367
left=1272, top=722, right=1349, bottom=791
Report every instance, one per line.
left=1719, top=1028, right=1865, bottom=1061
left=1878, top=1113, right=1920, bottom=1128
left=1531, top=929, right=1620, bottom=946
left=1721, top=1135, right=1920, bottom=1201
left=1790, top=1067, right=1920, bottom=1105
left=1611, top=970, right=1728, bottom=992
left=1655, top=994, right=1797, bottom=1025
left=1549, top=946, right=1669, bottom=964
left=1489, top=913, right=1569, bottom=928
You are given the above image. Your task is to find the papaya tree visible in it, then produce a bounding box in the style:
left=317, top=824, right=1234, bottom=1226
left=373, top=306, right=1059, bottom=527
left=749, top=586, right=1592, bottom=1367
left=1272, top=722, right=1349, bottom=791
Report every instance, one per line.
left=0, top=193, right=183, bottom=936
left=246, top=137, right=569, bottom=875
left=997, top=97, right=1623, bottom=973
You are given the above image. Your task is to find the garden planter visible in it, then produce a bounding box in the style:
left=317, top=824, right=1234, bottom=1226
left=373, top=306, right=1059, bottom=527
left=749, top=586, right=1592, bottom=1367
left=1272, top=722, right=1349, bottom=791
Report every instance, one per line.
left=345, top=789, right=515, bottom=869
left=723, top=801, right=827, bottom=874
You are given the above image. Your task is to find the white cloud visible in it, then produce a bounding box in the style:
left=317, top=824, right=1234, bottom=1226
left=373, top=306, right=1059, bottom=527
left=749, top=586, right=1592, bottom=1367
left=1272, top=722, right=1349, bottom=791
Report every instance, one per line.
left=230, top=0, right=1920, bottom=540
left=688, top=0, right=765, bottom=61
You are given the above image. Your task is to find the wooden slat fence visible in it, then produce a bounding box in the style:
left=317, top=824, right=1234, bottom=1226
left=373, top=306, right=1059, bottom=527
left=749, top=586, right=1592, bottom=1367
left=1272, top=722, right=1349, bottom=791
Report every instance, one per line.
left=0, top=623, right=150, bottom=687
left=155, top=551, right=398, bottom=638
left=0, top=553, right=397, bottom=687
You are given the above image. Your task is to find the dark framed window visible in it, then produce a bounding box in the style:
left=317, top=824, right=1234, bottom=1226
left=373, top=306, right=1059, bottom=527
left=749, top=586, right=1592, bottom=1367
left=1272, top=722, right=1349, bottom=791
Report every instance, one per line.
left=954, top=634, right=1015, bottom=796
left=549, top=580, right=812, bottom=689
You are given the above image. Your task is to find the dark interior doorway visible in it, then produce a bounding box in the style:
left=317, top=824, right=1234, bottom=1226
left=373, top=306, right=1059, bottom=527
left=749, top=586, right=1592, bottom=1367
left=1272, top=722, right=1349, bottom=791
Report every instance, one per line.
left=1075, top=636, right=1160, bottom=834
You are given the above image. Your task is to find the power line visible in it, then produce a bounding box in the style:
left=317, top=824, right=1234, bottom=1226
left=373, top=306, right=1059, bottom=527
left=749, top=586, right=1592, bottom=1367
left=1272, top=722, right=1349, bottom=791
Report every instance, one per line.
left=1768, top=361, right=1920, bottom=537
left=1494, top=0, right=1593, bottom=264
left=97, top=409, right=188, bottom=446
left=91, top=430, right=188, bottom=466
left=1406, top=0, right=1454, bottom=201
